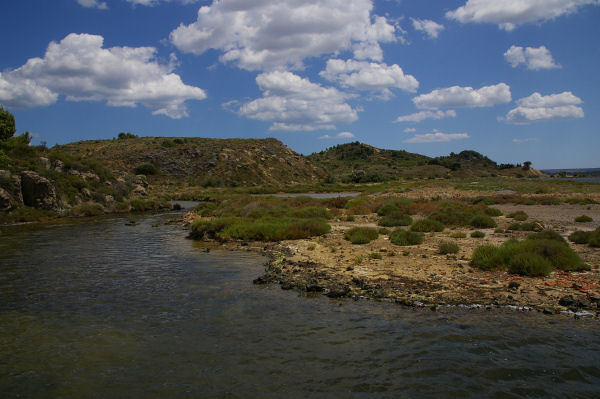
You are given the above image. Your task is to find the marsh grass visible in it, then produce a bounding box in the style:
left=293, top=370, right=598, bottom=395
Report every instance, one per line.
left=438, top=241, right=459, bottom=254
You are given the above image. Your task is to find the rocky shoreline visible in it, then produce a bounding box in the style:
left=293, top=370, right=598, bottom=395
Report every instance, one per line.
left=190, top=201, right=600, bottom=319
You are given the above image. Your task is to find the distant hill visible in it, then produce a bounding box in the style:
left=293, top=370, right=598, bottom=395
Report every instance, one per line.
left=56, top=137, right=325, bottom=186
left=307, top=142, right=541, bottom=182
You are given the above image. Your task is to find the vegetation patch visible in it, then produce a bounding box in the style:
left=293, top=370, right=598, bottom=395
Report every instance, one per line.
left=134, top=163, right=158, bottom=175
left=507, top=210, right=528, bottom=221
left=411, top=218, right=444, bottom=232
left=574, top=215, right=593, bottom=223
left=471, top=231, right=485, bottom=238
left=450, top=232, right=467, bottom=238
left=438, top=241, right=459, bottom=254
left=378, top=212, right=413, bottom=227
left=344, top=227, right=379, bottom=244
left=569, top=227, right=600, bottom=248
left=471, top=232, right=589, bottom=276
left=469, top=214, right=497, bottom=228
left=390, top=230, right=424, bottom=246
left=507, top=221, right=543, bottom=231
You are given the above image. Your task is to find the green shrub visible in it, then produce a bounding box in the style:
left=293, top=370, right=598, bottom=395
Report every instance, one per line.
left=450, top=232, right=467, bottom=238
left=369, top=252, right=383, bottom=260
left=469, top=214, right=497, bottom=228
left=325, top=196, right=349, bottom=209
left=507, top=211, right=528, bottom=221
left=484, top=207, right=503, bottom=217
left=527, top=230, right=567, bottom=245
left=575, top=215, right=593, bottom=223
left=200, top=176, right=221, bottom=188
left=134, top=163, right=158, bottom=175
left=569, top=230, right=591, bottom=244
left=390, top=230, right=424, bottom=246
left=471, top=231, right=485, bottom=238
left=470, top=245, right=504, bottom=270
left=377, top=203, right=399, bottom=216
left=507, top=221, right=541, bottom=231
left=378, top=227, right=391, bottom=235
left=292, top=206, right=332, bottom=219
left=72, top=204, right=104, bottom=217
left=494, top=228, right=504, bottom=234
left=345, top=215, right=355, bottom=222
left=508, top=252, right=552, bottom=277
left=344, top=227, right=379, bottom=244
left=411, top=218, right=444, bottom=232
left=0, top=149, right=9, bottom=168
left=438, top=241, right=459, bottom=254
left=378, top=212, right=413, bottom=227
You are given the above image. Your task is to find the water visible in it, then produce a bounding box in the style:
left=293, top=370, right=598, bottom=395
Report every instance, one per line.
left=1, top=214, right=600, bottom=398
left=543, top=177, right=600, bottom=183
left=263, top=192, right=360, bottom=198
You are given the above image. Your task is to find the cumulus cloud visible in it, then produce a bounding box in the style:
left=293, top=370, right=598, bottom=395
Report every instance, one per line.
left=505, top=91, right=584, bottom=124
left=77, top=0, right=108, bottom=9
left=512, top=138, right=539, bottom=143
left=319, top=131, right=355, bottom=139
left=236, top=71, right=358, bottom=131
left=411, top=18, right=445, bottom=38
left=0, top=33, right=206, bottom=118
left=403, top=127, right=416, bottom=133
left=320, top=59, right=418, bottom=99
left=504, top=45, right=560, bottom=70
left=446, top=0, right=600, bottom=31
left=404, top=130, right=470, bottom=143
left=394, top=109, right=456, bottom=123
left=170, top=0, right=397, bottom=70
left=413, top=83, right=511, bottom=109
left=125, top=0, right=199, bottom=6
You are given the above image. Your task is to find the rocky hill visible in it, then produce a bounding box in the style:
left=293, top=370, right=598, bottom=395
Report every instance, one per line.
left=57, top=137, right=325, bottom=187
left=307, top=142, right=541, bottom=182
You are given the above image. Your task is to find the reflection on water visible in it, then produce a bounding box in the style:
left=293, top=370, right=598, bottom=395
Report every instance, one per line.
left=1, top=214, right=599, bottom=398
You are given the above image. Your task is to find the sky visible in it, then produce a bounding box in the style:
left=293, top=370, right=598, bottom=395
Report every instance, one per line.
left=1, top=0, right=599, bottom=169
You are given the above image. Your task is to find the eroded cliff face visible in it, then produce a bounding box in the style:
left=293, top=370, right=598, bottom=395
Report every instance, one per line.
left=57, top=137, right=326, bottom=186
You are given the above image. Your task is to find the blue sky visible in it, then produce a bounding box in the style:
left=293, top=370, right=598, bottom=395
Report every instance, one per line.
left=1, top=0, right=599, bottom=169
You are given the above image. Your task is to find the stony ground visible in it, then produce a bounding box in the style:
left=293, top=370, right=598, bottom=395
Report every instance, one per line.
left=245, top=202, right=600, bottom=317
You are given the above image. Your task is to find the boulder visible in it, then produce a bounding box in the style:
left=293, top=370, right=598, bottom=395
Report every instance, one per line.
left=133, top=185, right=147, bottom=196
left=0, top=170, right=23, bottom=206
left=20, top=171, right=59, bottom=211
left=0, top=188, right=12, bottom=211
left=39, top=157, right=51, bottom=169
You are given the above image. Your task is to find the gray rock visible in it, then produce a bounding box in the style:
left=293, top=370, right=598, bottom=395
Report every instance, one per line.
left=20, top=171, right=59, bottom=211
left=39, top=157, right=51, bottom=169
left=0, top=188, right=12, bottom=211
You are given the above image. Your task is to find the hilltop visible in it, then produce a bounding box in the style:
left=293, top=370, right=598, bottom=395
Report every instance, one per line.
left=307, top=142, right=541, bottom=182
left=56, top=136, right=325, bottom=187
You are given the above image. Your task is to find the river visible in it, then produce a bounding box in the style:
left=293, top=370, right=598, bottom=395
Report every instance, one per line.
left=1, top=213, right=599, bottom=398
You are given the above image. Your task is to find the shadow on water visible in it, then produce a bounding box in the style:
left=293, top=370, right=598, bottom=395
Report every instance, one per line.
left=1, top=214, right=599, bottom=398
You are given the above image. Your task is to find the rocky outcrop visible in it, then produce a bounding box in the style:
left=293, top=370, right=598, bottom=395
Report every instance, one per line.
left=0, top=169, right=23, bottom=209
left=0, top=188, right=11, bottom=211
left=20, top=171, right=59, bottom=211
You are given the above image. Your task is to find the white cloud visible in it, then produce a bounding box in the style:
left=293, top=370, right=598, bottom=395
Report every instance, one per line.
left=512, top=138, right=539, bottom=143
left=403, top=127, right=416, bottom=133
left=236, top=71, right=358, bottom=131
left=125, top=0, right=199, bottom=6
left=77, top=0, right=108, bottom=9
left=505, top=91, right=584, bottom=124
left=0, top=33, right=206, bottom=118
left=394, top=109, right=456, bottom=123
left=319, top=131, right=355, bottom=139
left=504, top=45, right=560, bottom=70
left=404, top=130, right=470, bottom=143
left=447, top=0, right=600, bottom=31
left=413, top=83, right=511, bottom=109
left=411, top=18, right=445, bottom=38
left=320, top=59, right=418, bottom=98
left=170, top=0, right=397, bottom=70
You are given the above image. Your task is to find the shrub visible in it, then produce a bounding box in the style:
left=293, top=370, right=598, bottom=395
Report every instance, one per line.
left=134, top=163, right=158, bottom=175
left=293, top=206, right=332, bottom=219
left=470, top=245, right=504, bottom=270
left=344, top=227, right=379, bottom=244
left=0, top=149, right=9, bottom=168
left=377, top=203, right=399, bottom=216
left=471, top=231, right=485, bottom=238
left=71, top=204, right=104, bottom=217
left=527, top=230, right=567, bottom=245
left=508, top=211, right=528, bottom=221
left=450, top=232, right=467, bottom=238
left=369, top=252, right=383, bottom=260
left=411, top=218, right=444, bottom=232
left=378, top=212, right=413, bottom=227
left=345, top=215, right=355, bottom=222
left=484, top=207, right=503, bottom=217
left=390, top=230, right=424, bottom=246
left=569, top=230, right=591, bottom=244
left=325, top=196, right=349, bottom=209
left=200, top=176, right=221, bottom=188
left=194, top=201, right=218, bottom=216
left=575, top=215, right=593, bottom=223
left=378, top=227, right=391, bottom=235
left=439, top=241, right=459, bottom=254
left=508, top=252, right=552, bottom=277
left=469, top=214, right=497, bottom=229
left=494, top=228, right=504, bottom=234
left=507, top=221, right=542, bottom=231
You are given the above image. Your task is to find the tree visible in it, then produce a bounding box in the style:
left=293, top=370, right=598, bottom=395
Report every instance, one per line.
left=522, top=161, right=532, bottom=171
left=0, top=106, right=16, bottom=141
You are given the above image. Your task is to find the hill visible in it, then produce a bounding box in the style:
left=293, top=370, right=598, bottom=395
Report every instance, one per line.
left=307, top=142, right=541, bottom=182
left=56, top=137, right=325, bottom=187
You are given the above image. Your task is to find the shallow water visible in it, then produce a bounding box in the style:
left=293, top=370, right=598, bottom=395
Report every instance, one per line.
left=1, top=214, right=599, bottom=398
